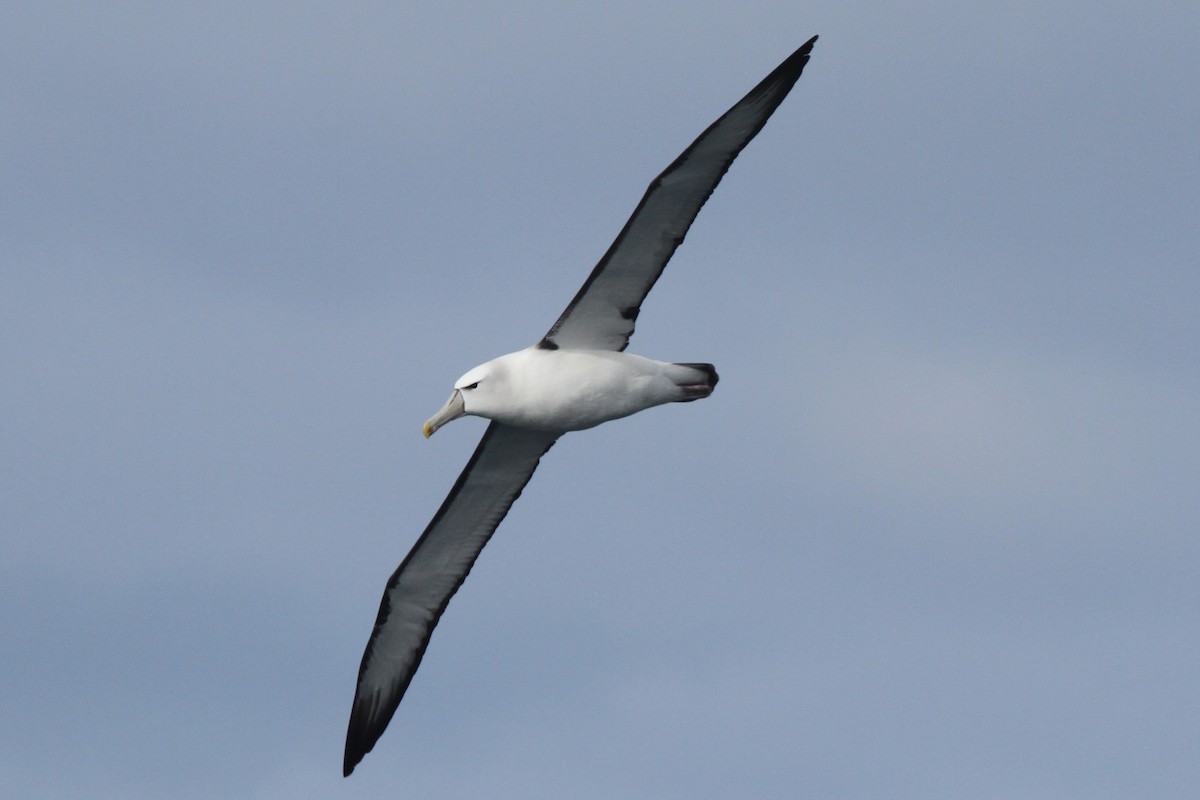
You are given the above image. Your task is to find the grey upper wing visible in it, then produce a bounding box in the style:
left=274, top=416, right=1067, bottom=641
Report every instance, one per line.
left=540, top=36, right=818, bottom=352
left=344, top=422, right=558, bottom=776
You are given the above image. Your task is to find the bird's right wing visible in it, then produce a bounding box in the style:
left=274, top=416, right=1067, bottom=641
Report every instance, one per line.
left=343, top=421, right=558, bottom=775
left=540, top=35, right=818, bottom=352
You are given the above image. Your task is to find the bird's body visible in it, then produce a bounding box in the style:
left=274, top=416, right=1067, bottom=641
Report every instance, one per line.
left=344, top=35, right=819, bottom=776
left=429, top=347, right=718, bottom=434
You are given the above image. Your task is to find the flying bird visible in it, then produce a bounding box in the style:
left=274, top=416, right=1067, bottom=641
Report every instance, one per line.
left=344, top=35, right=818, bottom=776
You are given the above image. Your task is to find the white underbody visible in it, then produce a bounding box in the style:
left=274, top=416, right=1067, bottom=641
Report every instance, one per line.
left=455, top=347, right=714, bottom=433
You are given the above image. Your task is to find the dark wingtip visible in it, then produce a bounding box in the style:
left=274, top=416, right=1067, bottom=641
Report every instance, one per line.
left=778, top=35, right=819, bottom=81
left=342, top=727, right=371, bottom=777
left=785, top=35, right=818, bottom=75
left=343, top=695, right=385, bottom=777
left=343, top=717, right=366, bottom=777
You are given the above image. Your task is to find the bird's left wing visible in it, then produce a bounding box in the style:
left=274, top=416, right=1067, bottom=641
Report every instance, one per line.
left=540, top=35, right=817, bottom=352
left=344, top=422, right=558, bottom=776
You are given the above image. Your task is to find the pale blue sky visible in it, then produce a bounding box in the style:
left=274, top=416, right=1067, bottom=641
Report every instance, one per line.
left=3, top=3, right=1199, bottom=798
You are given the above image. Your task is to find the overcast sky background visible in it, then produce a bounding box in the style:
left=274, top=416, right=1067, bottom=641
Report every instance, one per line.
left=4, top=3, right=1199, bottom=798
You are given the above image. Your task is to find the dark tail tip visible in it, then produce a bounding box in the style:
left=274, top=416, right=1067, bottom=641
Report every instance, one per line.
left=675, top=362, right=719, bottom=388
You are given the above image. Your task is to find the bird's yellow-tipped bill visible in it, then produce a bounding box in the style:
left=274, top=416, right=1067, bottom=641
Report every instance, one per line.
left=422, top=390, right=465, bottom=438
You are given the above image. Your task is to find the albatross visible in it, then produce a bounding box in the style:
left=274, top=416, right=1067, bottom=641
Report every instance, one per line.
left=344, top=35, right=818, bottom=776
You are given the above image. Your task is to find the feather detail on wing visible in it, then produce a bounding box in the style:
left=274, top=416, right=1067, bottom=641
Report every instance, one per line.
left=541, top=36, right=817, bottom=352
left=344, top=422, right=558, bottom=775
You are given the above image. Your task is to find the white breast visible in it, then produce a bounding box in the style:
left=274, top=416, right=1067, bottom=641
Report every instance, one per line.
left=468, top=347, right=696, bottom=432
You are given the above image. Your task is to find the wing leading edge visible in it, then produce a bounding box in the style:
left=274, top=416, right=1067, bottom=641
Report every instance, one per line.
left=541, top=35, right=818, bottom=352
left=344, top=422, right=558, bottom=775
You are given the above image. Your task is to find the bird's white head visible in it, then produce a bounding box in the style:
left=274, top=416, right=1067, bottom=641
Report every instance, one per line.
left=422, top=360, right=508, bottom=437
